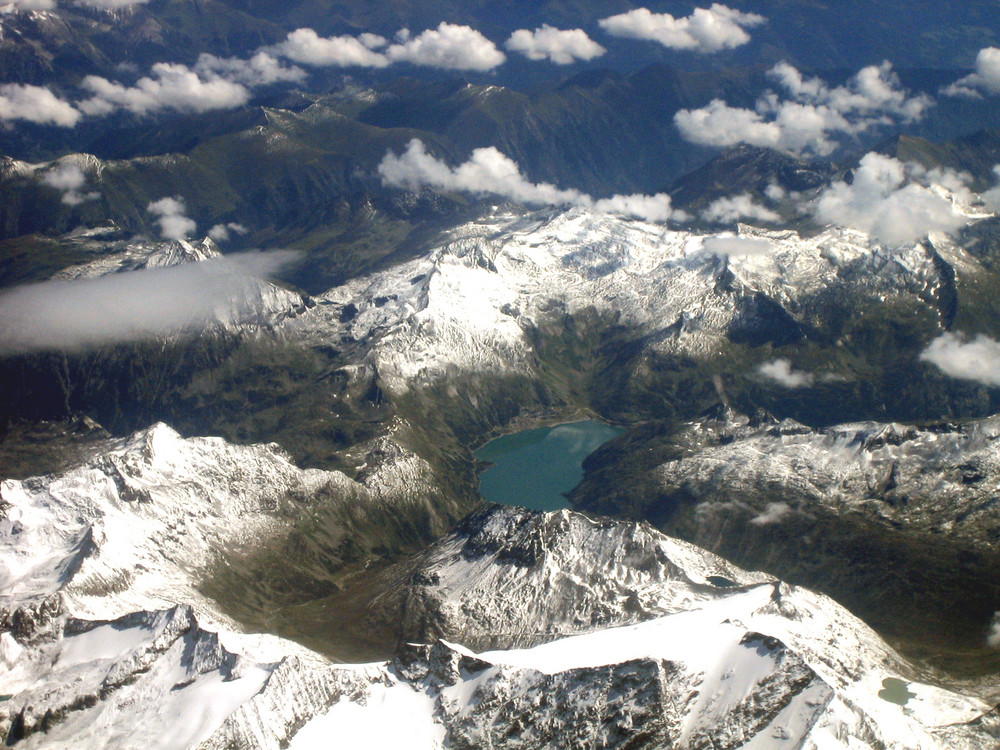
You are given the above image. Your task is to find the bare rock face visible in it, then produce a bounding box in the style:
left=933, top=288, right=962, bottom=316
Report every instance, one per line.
left=571, top=409, right=1000, bottom=650
left=381, top=503, right=770, bottom=650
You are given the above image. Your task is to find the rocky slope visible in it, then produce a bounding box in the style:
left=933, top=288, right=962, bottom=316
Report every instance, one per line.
left=571, top=408, right=1000, bottom=661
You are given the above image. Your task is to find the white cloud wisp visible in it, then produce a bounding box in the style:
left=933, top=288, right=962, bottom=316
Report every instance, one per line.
left=758, top=358, right=815, bottom=388
left=698, top=235, right=775, bottom=258
left=0, top=252, right=297, bottom=355
left=702, top=194, right=780, bottom=224
left=79, top=63, right=251, bottom=117
left=208, top=222, right=249, bottom=242
left=386, top=23, right=506, bottom=71
left=920, top=332, right=1000, bottom=387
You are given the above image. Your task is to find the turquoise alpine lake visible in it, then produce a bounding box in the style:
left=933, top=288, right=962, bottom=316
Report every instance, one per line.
left=475, top=420, right=623, bottom=511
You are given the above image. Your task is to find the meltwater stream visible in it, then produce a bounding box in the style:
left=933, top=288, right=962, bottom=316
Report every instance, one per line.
left=475, top=420, right=622, bottom=511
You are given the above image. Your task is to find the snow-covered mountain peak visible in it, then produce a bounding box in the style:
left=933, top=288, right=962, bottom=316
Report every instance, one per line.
left=294, top=205, right=972, bottom=394
left=0, top=420, right=452, bottom=636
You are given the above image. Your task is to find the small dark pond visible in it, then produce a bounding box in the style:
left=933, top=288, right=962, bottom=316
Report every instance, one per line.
left=878, top=677, right=916, bottom=706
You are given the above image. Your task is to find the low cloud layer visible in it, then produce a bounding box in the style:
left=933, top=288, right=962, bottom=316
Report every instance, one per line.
left=273, top=23, right=505, bottom=71
left=758, top=358, right=815, bottom=388
left=675, top=62, right=930, bottom=156
left=698, top=236, right=774, bottom=258
left=75, top=0, right=150, bottom=8
left=815, top=153, right=969, bottom=246
left=2, top=0, right=151, bottom=9
left=943, top=47, right=1000, bottom=98
left=0, top=83, right=80, bottom=127
left=505, top=25, right=605, bottom=65
left=41, top=163, right=100, bottom=206
left=2, top=0, right=56, bottom=10
left=148, top=197, right=196, bottom=241
left=702, top=194, right=780, bottom=224
left=920, top=332, right=1000, bottom=386
left=0, top=252, right=296, bottom=355
left=599, top=4, right=764, bottom=53
left=378, top=139, right=684, bottom=222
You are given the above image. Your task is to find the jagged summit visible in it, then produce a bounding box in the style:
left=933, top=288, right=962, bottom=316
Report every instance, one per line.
left=379, top=503, right=772, bottom=650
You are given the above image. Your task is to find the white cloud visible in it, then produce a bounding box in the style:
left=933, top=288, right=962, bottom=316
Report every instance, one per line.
left=208, top=222, right=248, bottom=242
left=271, top=28, right=390, bottom=68
left=505, top=25, right=605, bottom=65
left=703, top=193, right=780, bottom=224
left=592, top=193, right=682, bottom=223
left=920, top=332, right=1000, bottom=386
left=674, top=99, right=783, bottom=148
left=271, top=23, right=505, bottom=71
left=989, top=612, right=1000, bottom=649
left=41, top=162, right=100, bottom=206
left=193, top=52, right=305, bottom=86
left=764, top=183, right=786, bottom=201
left=0, top=252, right=297, bottom=355
left=675, top=62, right=930, bottom=156
left=770, top=61, right=930, bottom=121
left=0, top=83, right=80, bottom=127
left=983, top=165, right=1000, bottom=212
left=758, top=358, right=814, bottom=388
left=599, top=4, right=764, bottom=53
left=75, top=0, right=151, bottom=8
left=698, top=235, right=774, bottom=258
left=79, top=63, right=250, bottom=117
left=750, top=501, right=793, bottom=525
left=379, top=139, right=584, bottom=205
left=815, top=153, right=968, bottom=246
left=377, top=139, right=685, bottom=223
left=2, top=0, right=56, bottom=10
left=942, top=47, right=1000, bottom=98
left=147, top=196, right=196, bottom=241
left=385, top=22, right=506, bottom=71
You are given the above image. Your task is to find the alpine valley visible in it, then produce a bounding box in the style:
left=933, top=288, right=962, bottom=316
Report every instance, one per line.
left=2, top=1, right=1000, bottom=748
